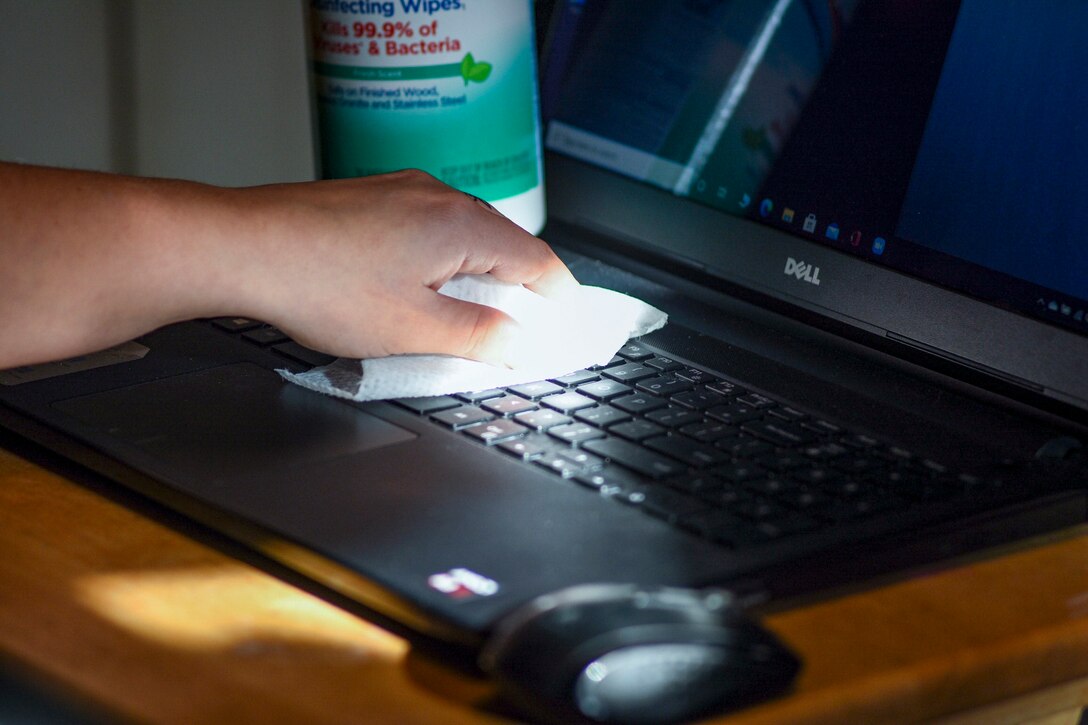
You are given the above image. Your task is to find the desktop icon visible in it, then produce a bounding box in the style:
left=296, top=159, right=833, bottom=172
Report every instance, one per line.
left=716, top=186, right=728, bottom=200
left=782, top=207, right=795, bottom=223
left=759, top=198, right=774, bottom=218
left=872, top=236, right=886, bottom=255
left=738, top=193, right=752, bottom=209
left=825, top=223, right=840, bottom=241
left=803, top=213, right=817, bottom=233
left=849, top=230, right=862, bottom=247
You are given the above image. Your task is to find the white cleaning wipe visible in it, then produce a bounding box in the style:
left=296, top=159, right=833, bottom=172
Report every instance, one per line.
left=280, top=273, right=667, bottom=401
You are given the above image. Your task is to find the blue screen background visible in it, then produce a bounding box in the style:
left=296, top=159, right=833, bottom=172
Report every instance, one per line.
left=897, top=0, right=1088, bottom=300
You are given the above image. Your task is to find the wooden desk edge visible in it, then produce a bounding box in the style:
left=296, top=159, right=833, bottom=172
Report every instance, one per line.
left=3, top=444, right=1088, bottom=724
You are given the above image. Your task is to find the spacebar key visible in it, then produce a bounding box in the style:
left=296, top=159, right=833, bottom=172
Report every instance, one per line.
left=583, top=438, right=682, bottom=480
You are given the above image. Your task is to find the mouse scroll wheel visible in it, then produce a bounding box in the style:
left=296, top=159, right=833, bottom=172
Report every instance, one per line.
left=573, top=643, right=732, bottom=723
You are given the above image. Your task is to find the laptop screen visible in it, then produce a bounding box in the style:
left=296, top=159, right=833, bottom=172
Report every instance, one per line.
left=540, top=0, right=1088, bottom=340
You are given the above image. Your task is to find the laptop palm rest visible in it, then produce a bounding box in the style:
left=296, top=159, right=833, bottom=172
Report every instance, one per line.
left=53, top=363, right=416, bottom=481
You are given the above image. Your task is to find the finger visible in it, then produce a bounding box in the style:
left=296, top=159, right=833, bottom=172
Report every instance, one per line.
left=404, top=291, right=521, bottom=366
left=517, top=252, right=580, bottom=300
left=465, top=232, right=580, bottom=300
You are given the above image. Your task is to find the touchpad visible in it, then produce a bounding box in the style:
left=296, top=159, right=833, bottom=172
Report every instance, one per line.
left=54, top=363, right=416, bottom=481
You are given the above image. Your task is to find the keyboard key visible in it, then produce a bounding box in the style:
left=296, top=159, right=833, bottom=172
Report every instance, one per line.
left=713, top=462, right=767, bottom=483
left=676, top=367, right=715, bottom=384
left=463, top=419, right=528, bottom=445
left=664, top=474, right=725, bottom=496
left=736, top=392, right=776, bottom=408
left=508, top=380, right=564, bottom=400
left=768, top=406, right=807, bottom=422
left=432, top=406, right=495, bottom=429
left=732, top=497, right=786, bottom=521
left=455, top=388, right=506, bottom=404
left=707, top=402, right=763, bottom=424
left=680, top=421, right=739, bottom=443
left=821, top=478, right=868, bottom=497
left=548, top=423, right=607, bottom=445
left=757, top=452, right=811, bottom=471
left=741, top=420, right=815, bottom=447
left=617, top=342, right=655, bottom=361
left=551, top=370, right=600, bottom=387
left=798, top=420, right=841, bottom=438
left=243, top=327, right=290, bottom=346
left=574, top=405, right=632, bottom=428
left=497, top=434, right=557, bottom=461
left=645, top=356, right=683, bottom=372
left=743, top=477, right=801, bottom=497
left=720, top=438, right=774, bottom=458
left=583, top=438, right=683, bottom=479
left=636, top=375, right=694, bottom=397
left=612, top=393, right=668, bottom=415
left=272, top=342, right=336, bottom=368
left=610, top=420, right=666, bottom=442
left=515, top=409, right=572, bottom=431
left=394, top=396, right=462, bottom=414
left=644, top=436, right=730, bottom=468
left=645, top=406, right=703, bottom=429
left=212, top=316, right=262, bottom=332
left=602, top=363, right=658, bottom=383
left=789, top=466, right=839, bottom=485
left=800, top=443, right=850, bottom=460
left=536, top=448, right=605, bottom=477
left=577, top=379, right=634, bottom=401
left=705, top=380, right=745, bottom=397
left=634, top=487, right=709, bottom=522
left=483, top=395, right=538, bottom=416
left=671, top=389, right=729, bottom=411
left=574, top=468, right=644, bottom=493
left=781, top=489, right=832, bottom=511
left=698, top=484, right=755, bottom=508
left=921, top=459, right=949, bottom=474
left=542, top=391, right=597, bottom=414
left=887, top=446, right=914, bottom=461
left=840, top=433, right=880, bottom=449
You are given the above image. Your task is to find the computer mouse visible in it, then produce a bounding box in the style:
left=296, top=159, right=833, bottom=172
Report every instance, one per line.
left=479, top=584, right=801, bottom=724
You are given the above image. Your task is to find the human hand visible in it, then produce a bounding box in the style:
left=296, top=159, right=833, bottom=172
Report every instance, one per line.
left=230, top=169, right=578, bottom=366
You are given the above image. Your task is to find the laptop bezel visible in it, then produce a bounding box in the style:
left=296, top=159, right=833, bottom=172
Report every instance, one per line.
left=542, top=145, right=1088, bottom=420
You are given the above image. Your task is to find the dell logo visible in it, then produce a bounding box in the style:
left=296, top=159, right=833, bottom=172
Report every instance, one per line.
left=784, top=257, right=821, bottom=286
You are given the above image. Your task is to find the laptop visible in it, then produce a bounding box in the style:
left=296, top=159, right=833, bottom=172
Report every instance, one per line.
left=2, top=0, right=1087, bottom=668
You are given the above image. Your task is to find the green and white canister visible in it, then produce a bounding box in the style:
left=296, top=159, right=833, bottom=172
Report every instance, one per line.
left=309, top=0, right=546, bottom=233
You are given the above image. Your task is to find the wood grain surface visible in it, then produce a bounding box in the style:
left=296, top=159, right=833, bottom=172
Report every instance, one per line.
left=2, top=441, right=1088, bottom=724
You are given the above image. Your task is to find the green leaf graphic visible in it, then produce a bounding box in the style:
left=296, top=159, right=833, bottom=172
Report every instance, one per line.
left=460, top=53, right=493, bottom=85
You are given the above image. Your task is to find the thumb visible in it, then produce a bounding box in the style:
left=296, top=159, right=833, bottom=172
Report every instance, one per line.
left=414, top=293, right=521, bottom=367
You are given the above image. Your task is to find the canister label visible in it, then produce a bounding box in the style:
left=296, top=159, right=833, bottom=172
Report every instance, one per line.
left=310, top=0, right=541, bottom=204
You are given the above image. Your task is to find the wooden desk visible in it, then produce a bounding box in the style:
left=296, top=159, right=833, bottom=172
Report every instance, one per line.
left=3, top=438, right=1088, bottom=724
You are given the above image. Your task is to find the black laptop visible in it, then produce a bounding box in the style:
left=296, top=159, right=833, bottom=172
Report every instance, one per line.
left=3, top=0, right=1087, bottom=670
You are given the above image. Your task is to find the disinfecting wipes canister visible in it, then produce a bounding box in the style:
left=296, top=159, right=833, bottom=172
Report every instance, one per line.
left=309, top=0, right=545, bottom=234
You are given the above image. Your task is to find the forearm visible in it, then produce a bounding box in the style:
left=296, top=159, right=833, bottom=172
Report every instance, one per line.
left=0, top=163, right=576, bottom=370
left=0, top=162, right=243, bottom=368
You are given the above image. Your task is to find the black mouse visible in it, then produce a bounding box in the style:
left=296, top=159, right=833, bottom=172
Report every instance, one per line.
left=479, top=584, right=801, bottom=724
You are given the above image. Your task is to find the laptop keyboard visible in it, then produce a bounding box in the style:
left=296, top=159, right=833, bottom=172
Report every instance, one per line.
left=392, top=341, right=1009, bottom=551
left=208, top=317, right=1013, bottom=551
